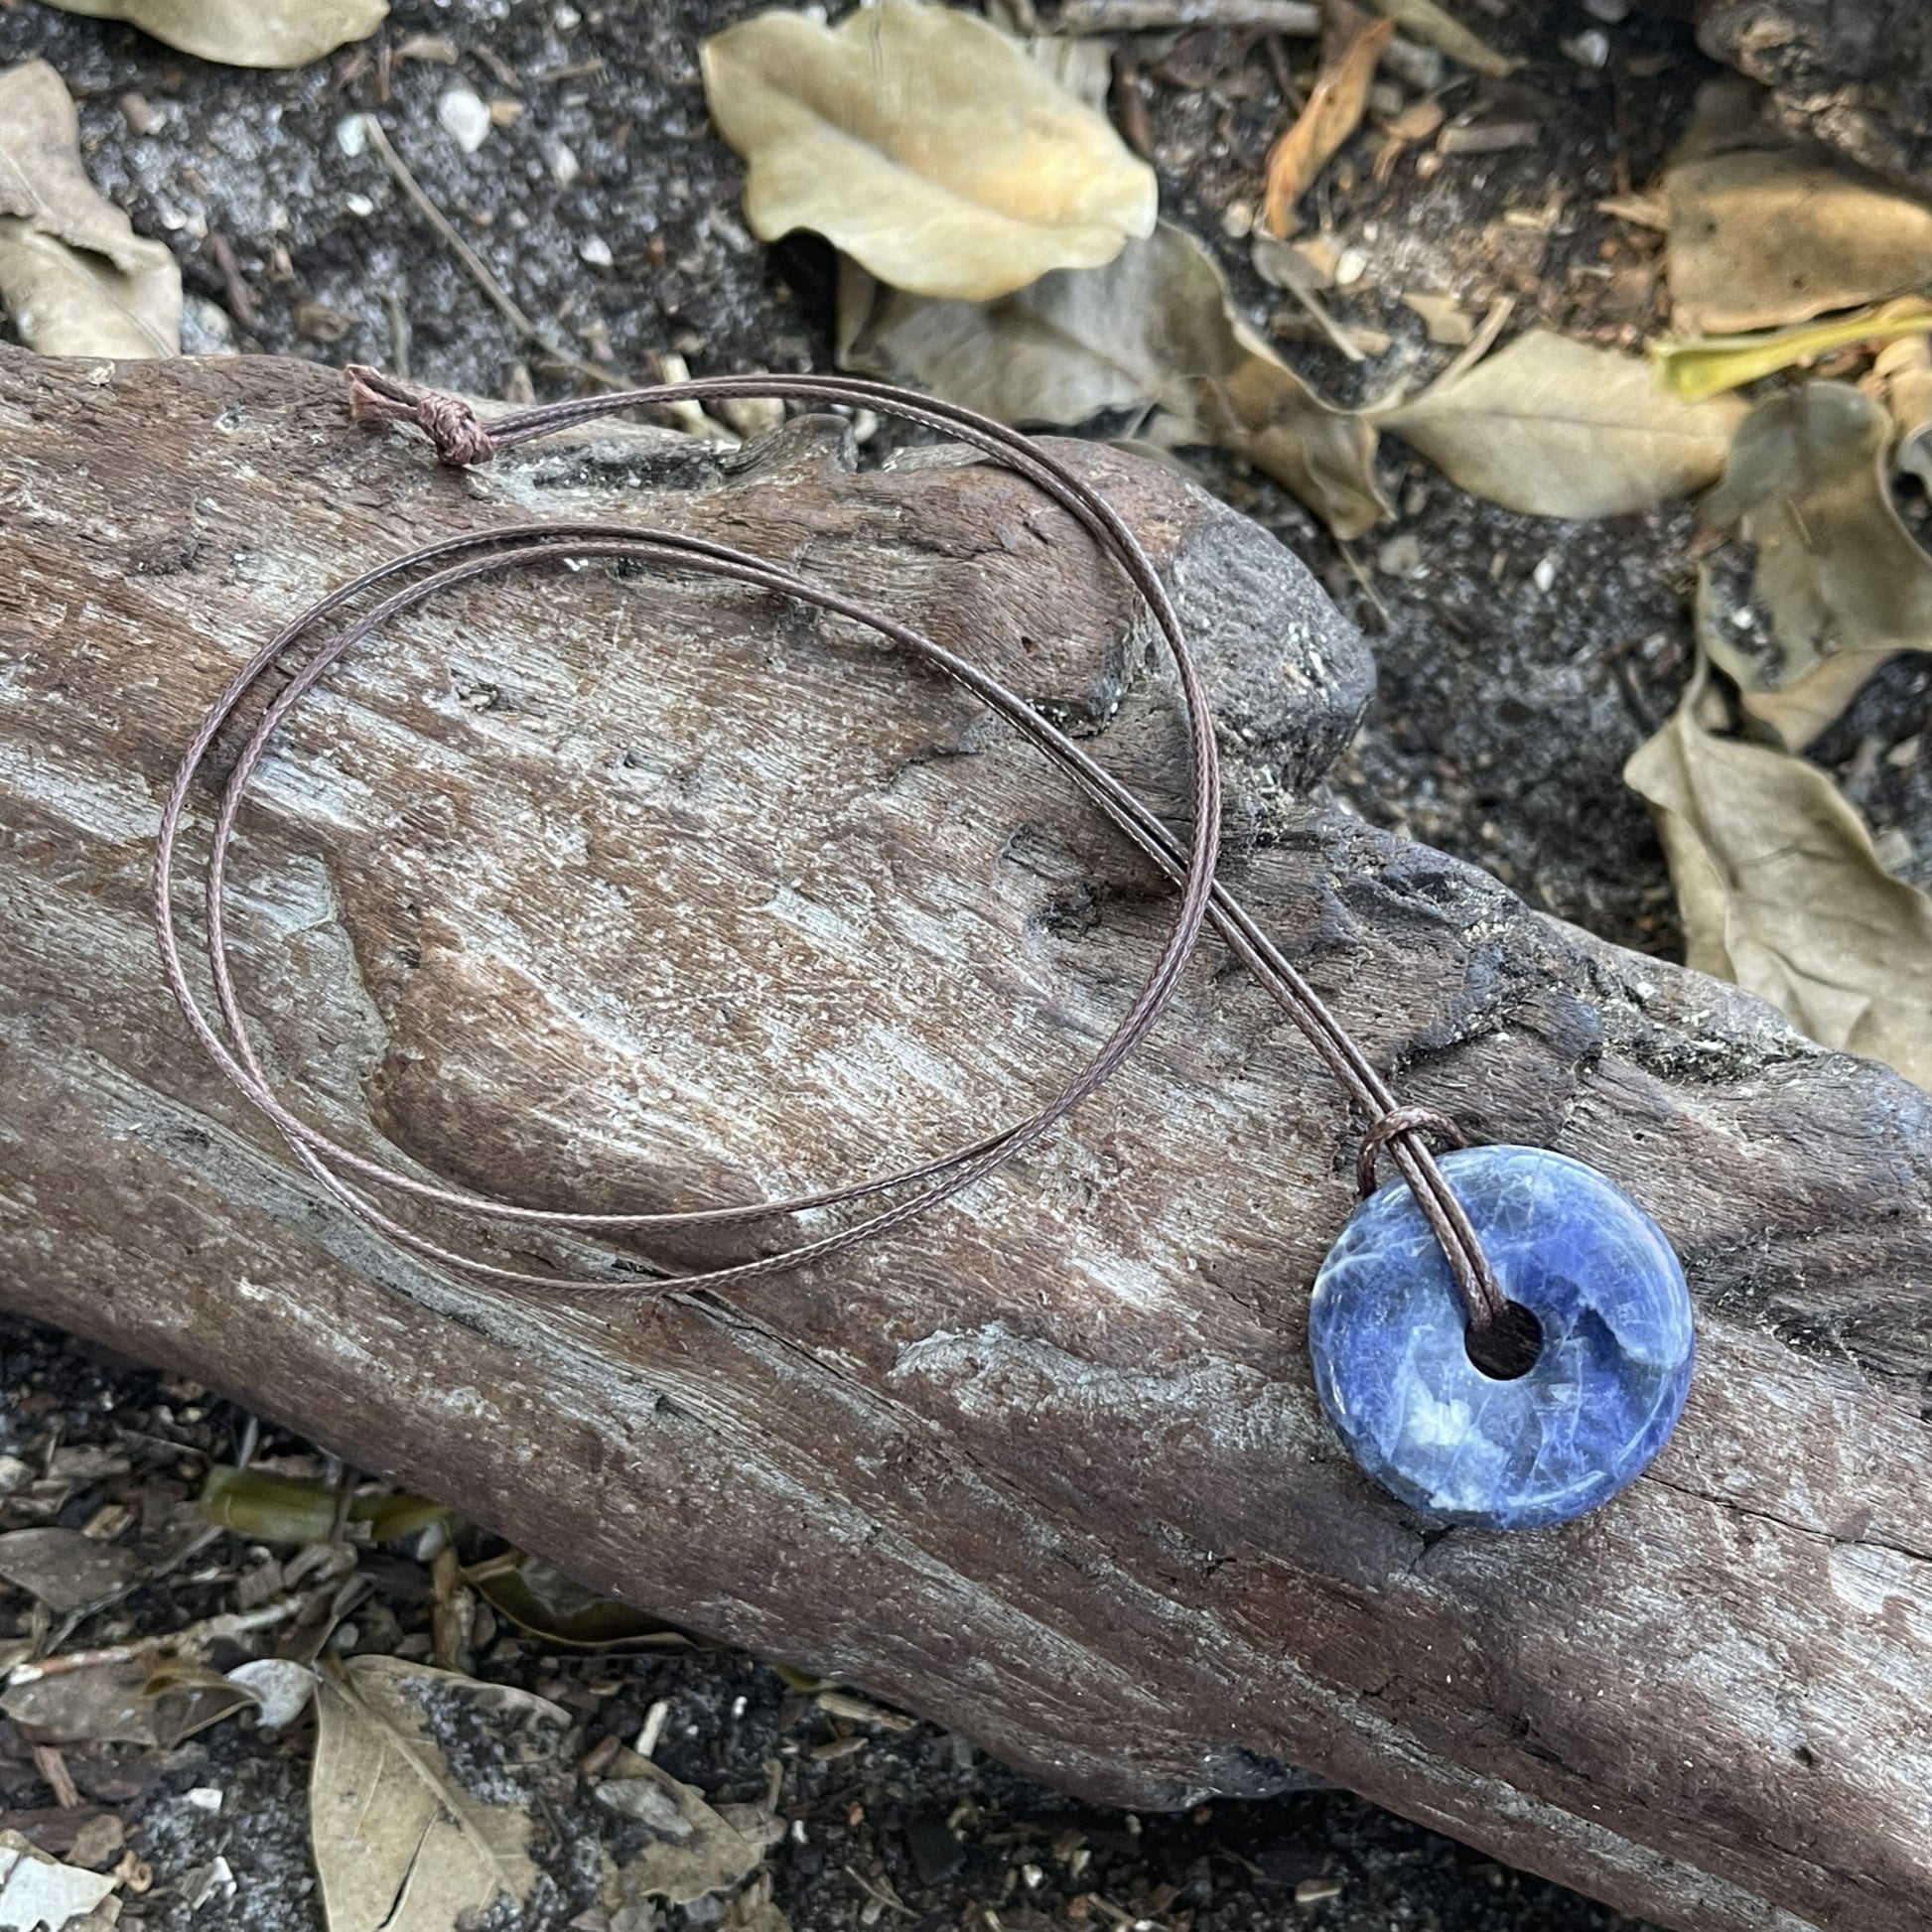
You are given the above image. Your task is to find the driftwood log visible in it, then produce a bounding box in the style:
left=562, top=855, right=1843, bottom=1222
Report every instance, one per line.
left=1, top=348, right=1929, bottom=1932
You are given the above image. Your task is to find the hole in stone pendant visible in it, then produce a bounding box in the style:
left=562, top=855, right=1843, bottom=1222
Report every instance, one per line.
left=1465, top=1301, right=1544, bottom=1380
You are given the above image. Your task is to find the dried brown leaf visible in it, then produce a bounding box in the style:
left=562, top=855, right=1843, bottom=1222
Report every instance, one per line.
left=0, top=61, right=179, bottom=357
left=1398, top=290, right=1471, bottom=345
left=0, top=1532, right=137, bottom=1616
left=1624, top=661, right=1932, bottom=1092
left=1261, top=6, right=1394, bottom=237
left=599, top=1757, right=765, bottom=1907
left=0, top=1665, right=160, bottom=1749
left=838, top=219, right=1386, bottom=536
left=43, top=0, right=385, bottom=68
left=1665, top=81, right=1932, bottom=334
left=310, top=1657, right=566, bottom=1932
left=1377, top=328, right=1746, bottom=517
left=701, top=0, right=1155, bottom=302
left=1698, top=382, right=1932, bottom=749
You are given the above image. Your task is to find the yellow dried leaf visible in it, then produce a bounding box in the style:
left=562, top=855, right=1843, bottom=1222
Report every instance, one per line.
left=1261, top=8, right=1394, bottom=238
left=837, top=220, right=1387, bottom=537
left=1652, top=303, right=1932, bottom=402
left=1625, top=663, right=1932, bottom=1093
left=1697, top=382, right=1932, bottom=749
left=0, top=60, right=179, bottom=356
left=1377, top=329, right=1746, bottom=517
left=44, top=0, right=385, bottom=68
left=701, top=0, right=1156, bottom=303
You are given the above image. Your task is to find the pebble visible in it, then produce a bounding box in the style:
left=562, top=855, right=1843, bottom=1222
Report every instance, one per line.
left=1562, top=28, right=1610, bottom=69
left=1334, top=247, right=1368, bottom=288
left=579, top=234, right=615, bottom=268
left=334, top=111, right=366, bottom=159
left=437, top=85, right=492, bottom=154
left=547, top=140, right=582, bottom=188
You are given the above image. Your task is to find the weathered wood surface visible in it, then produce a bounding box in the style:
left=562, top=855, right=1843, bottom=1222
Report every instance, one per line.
left=2, top=348, right=1930, bottom=1932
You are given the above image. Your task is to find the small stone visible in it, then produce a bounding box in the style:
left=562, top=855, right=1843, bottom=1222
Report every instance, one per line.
left=1375, top=533, right=1425, bottom=581
left=1333, top=247, right=1368, bottom=287
left=580, top=235, right=615, bottom=268
left=548, top=141, right=582, bottom=188
left=437, top=86, right=491, bottom=155
left=120, top=92, right=165, bottom=136
left=294, top=301, right=352, bottom=345
left=1561, top=28, right=1610, bottom=69
left=345, top=193, right=375, bottom=218
left=334, top=112, right=366, bottom=159
left=1309, top=1147, right=1695, bottom=1530
left=1532, top=552, right=1559, bottom=593
left=1221, top=200, right=1255, bottom=240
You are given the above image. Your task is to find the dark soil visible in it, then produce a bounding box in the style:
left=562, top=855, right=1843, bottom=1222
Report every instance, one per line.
left=3, top=0, right=1925, bottom=1927
left=0, top=1312, right=1655, bottom=1932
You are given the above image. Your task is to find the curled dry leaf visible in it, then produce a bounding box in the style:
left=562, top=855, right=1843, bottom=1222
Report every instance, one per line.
left=465, top=1551, right=686, bottom=1650
left=838, top=219, right=1386, bottom=536
left=1377, top=328, right=1747, bottom=518
left=43, top=0, right=386, bottom=69
left=1697, top=382, right=1932, bottom=749
left=701, top=0, right=1156, bottom=302
left=1362, top=0, right=1514, bottom=77
left=1261, top=5, right=1394, bottom=237
left=311, top=1656, right=567, bottom=1932
left=0, top=61, right=180, bottom=357
left=1665, top=79, right=1932, bottom=334
left=198, top=1463, right=446, bottom=1543
left=1651, top=302, right=1932, bottom=402
left=1625, top=659, right=1932, bottom=1093
left=0, top=1830, right=116, bottom=1932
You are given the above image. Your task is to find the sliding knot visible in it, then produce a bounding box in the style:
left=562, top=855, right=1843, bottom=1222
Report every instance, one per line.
left=345, top=364, right=495, bottom=468
left=1356, top=1105, right=1467, bottom=1201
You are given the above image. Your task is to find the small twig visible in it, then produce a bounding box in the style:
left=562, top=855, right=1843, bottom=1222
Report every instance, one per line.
left=31, top=1742, right=80, bottom=1810
left=207, top=232, right=256, bottom=331
left=1061, top=0, right=1317, bottom=30
left=842, top=1865, right=915, bottom=1919
left=1435, top=292, right=1513, bottom=386
left=8, top=1597, right=306, bottom=1687
left=1061, top=0, right=1440, bottom=85
left=382, top=289, right=412, bottom=380
left=357, top=113, right=622, bottom=393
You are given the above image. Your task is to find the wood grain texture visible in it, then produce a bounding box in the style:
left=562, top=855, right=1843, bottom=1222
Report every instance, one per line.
left=1, top=349, right=1929, bottom=1932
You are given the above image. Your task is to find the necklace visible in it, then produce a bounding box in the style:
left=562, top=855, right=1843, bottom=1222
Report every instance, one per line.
left=155, top=367, right=1694, bottom=1532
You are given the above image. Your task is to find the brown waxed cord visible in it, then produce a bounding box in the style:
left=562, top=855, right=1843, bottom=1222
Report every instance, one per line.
left=154, top=367, right=1507, bottom=1328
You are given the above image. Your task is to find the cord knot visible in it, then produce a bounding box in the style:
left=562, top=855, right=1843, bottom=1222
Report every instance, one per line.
left=345, top=364, right=496, bottom=468
left=1356, top=1105, right=1467, bottom=1200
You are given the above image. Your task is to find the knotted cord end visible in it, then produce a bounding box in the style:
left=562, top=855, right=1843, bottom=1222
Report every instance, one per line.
left=345, top=364, right=496, bottom=469
left=1358, top=1107, right=1510, bottom=1332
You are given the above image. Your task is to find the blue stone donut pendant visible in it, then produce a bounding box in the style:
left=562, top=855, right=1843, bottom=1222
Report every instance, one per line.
left=1309, top=1146, right=1694, bottom=1530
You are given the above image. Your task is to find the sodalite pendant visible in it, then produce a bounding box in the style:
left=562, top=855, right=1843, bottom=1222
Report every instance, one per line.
left=1308, top=1146, right=1694, bottom=1530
